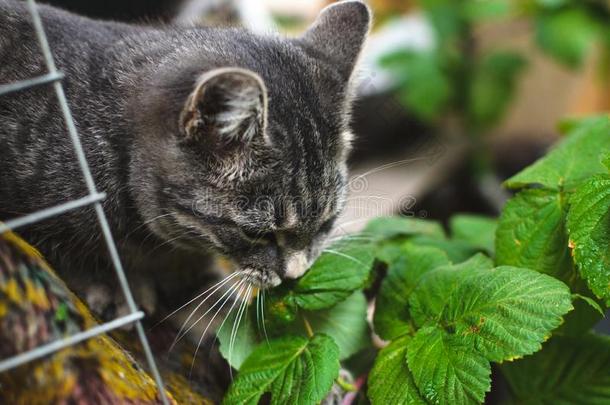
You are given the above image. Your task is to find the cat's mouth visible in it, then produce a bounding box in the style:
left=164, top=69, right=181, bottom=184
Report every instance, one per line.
left=242, top=268, right=282, bottom=288
left=216, top=257, right=281, bottom=289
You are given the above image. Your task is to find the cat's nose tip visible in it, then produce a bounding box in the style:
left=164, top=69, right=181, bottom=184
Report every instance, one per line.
left=283, top=251, right=308, bottom=279
left=269, top=275, right=282, bottom=287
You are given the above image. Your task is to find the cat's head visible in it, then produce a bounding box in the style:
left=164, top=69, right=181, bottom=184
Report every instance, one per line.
left=130, top=1, right=371, bottom=287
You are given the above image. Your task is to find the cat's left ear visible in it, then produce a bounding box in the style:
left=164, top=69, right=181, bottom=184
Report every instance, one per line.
left=299, top=0, right=372, bottom=80
left=179, top=67, right=268, bottom=145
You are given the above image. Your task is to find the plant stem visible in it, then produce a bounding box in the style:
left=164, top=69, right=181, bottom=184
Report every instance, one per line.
left=302, top=315, right=314, bottom=338
left=336, top=376, right=358, bottom=393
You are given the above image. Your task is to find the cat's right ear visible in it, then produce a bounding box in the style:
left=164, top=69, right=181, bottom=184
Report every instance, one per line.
left=179, top=67, right=268, bottom=146
left=299, top=0, right=372, bottom=80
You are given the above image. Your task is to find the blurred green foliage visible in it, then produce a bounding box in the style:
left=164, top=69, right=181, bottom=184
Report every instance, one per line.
left=530, top=0, right=609, bottom=69
left=380, top=0, right=525, bottom=134
left=380, top=0, right=610, bottom=132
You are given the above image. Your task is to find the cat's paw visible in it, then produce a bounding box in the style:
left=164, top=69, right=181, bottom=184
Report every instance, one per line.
left=85, top=283, right=127, bottom=321
left=84, top=276, right=158, bottom=324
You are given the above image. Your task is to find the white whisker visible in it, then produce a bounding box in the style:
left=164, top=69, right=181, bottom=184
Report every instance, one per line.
left=189, top=281, right=247, bottom=379
left=347, top=157, right=428, bottom=187
left=154, top=271, right=242, bottom=329
left=229, top=284, right=252, bottom=379
left=323, top=249, right=367, bottom=267
left=261, top=288, right=270, bottom=345
left=171, top=278, right=245, bottom=351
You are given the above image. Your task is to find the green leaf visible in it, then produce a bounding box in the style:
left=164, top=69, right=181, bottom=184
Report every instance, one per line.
left=407, top=326, right=491, bottom=405
left=410, top=235, right=483, bottom=264
left=368, top=336, right=426, bottom=405
left=420, top=0, right=463, bottom=43
left=450, top=214, right=497, bottom=254
left=602, top=153, right=610, bottom=171
left=462, top=0, right=511, bottom=21
left=536, top=8, right=599, bottom=69
left=218, top=307, right=259, bottom=370
left=557, top=115, right=606, bottom=135
left=365, top=216, right=445, bottom=242
left=220, top=292, right=370, bottom=369
left=505, top=116, right=610, bottom=190
left=398, top=57, right=452, bottom=121
left=567, top=175, right=610, bottom=304
left=224, top=334, right=340, bottom=405
left=468, top=51, right=527, bottom=130
left=501, top=334, right=610, bottom=404
left=555, top=275, right=605, bottom=337
left=303, top=292, right=370, bottom=360
left=535, top=0, right=568, bottom=8
left=572, top=293, right=604, bottom=316
left=375, top=239, right=409, bottom=265
left=292, top=239, right=374, bottom=310
left=495, top=189, right=572, bottom=279
left=374, top=244, right=451, bottom=340
left=442, top=266, right=573, bottom=362
left=409, top=254, right=494, bottom=327
left=381, top=50, right=453, bottom=122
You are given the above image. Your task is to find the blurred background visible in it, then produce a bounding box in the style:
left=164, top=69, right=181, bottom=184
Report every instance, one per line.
left=39, top=0, right=610, bottom=232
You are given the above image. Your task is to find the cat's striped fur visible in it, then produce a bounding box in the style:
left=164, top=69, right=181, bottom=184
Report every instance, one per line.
left=0, top=0, right=371, bottom=314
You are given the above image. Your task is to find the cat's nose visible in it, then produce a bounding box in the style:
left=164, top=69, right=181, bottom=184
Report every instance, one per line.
left=283, top=251, right=309, bottom=279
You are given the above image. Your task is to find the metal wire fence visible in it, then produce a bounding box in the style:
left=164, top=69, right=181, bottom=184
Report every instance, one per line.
left=0, top=1, right=170, bottom=403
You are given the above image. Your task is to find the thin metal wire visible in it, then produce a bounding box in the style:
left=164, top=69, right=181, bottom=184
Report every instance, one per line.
left=0, top=193, right=106, bottom=234
left=0, top=311, right=144, bottom=373
left=0, top=71, right=64, bottom=97
left=0, top=1, right=171, bottom=403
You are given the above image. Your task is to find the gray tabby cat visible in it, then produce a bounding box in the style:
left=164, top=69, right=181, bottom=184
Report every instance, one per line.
left=0, top=0, right=370, bottom=317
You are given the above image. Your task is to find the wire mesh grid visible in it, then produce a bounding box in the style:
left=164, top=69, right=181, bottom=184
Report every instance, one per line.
left=0, top=1, right=170, bottom=403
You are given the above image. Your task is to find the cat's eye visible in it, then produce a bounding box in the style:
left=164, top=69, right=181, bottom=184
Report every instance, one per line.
left=241, top=228, right=276, bottom=244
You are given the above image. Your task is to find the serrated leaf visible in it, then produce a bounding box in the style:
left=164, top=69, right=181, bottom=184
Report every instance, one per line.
left=303, top=292, right=370, bottom=360
left=365, top=216, right=445, bottom=241
left=567, top=175, right=610, bottom=304
left=495, top=189, right=572, bottom=279
left=224, top=334, right=340, bottom=405
left=501, top=334, right=610, bottom=404
left=292, top=239, right=374, bottom=310
left=368, top=336, right=426, bottom=405
left=505, top=116, right=610, bottom=190
left=536, top=8, right=599, bottom=68
left=375, top=238, right=408, bottom=265
left=572, top=293, right=605, bottom=316
left=407, top=326, right=491, bottom=405
left=442, top=266, right=573, bottom=362
left=374, top=244, right=451, bottom=340
left=220, top=292, right=370, bottom=369
left=410, top=235, right=483, bottom=264
left=450, top=214, right=497, bottom=254
left=409, top=254, right=494, bottom=327
left=555, top=276, right=605, bottom=337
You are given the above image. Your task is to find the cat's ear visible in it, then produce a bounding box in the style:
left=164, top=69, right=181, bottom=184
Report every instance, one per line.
left=300, top=0, right=371, bottom=79
left=179, top=67, right=268, bottom=144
